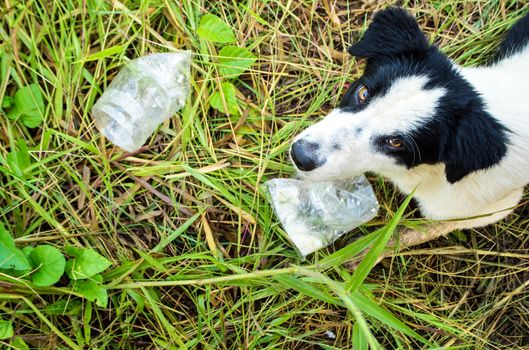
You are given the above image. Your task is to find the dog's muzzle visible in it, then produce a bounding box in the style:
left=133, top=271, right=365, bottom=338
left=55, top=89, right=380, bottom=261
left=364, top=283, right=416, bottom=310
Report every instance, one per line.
left=290, top=139, right=323, bottom=172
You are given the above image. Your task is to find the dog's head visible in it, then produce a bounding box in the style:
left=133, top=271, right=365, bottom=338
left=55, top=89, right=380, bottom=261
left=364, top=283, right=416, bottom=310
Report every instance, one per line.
left=291, top=7, right=508, bottom=184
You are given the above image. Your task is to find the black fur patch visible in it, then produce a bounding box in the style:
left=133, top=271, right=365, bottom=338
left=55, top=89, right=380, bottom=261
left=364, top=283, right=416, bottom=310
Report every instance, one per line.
left=348, top=7, right=429, bottom=59
left=343, top=7, right=510, bottom=183
left=494, top=12, right=529, bottom=62
left=440, top=107, right=510, bottom=183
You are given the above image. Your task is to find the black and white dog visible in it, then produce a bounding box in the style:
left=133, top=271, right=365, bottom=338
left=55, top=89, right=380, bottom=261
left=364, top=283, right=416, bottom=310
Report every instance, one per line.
left=291, top=8, right=529, bottom=242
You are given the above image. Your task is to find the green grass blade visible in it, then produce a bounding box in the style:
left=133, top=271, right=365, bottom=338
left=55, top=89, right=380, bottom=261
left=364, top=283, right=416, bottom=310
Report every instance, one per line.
left=353, top=323, right=368, bottom=350
left=350, top=290, right=431, bottom=345
left=347, top=192, right=415, bottom=291
left=151, top=210, right=204, bottom=253
left=274, top=274, right=343, bottom=307
left=318, top=228, right=382, bottom=268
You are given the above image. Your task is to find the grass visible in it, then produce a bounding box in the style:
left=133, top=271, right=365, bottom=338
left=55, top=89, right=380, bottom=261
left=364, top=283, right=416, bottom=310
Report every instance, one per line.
left=1, top=0, right=529, bottom=348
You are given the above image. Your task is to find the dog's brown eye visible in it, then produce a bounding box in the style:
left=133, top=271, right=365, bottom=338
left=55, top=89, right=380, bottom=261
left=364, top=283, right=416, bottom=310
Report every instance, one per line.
left=356, top=85, right=369, bottom=103
left=387, top=137, right=403, bottom=148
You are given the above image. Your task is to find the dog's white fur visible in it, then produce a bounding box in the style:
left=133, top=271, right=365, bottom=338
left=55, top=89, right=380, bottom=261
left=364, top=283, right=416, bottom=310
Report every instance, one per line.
left=293, top=45, right=529, bottom=230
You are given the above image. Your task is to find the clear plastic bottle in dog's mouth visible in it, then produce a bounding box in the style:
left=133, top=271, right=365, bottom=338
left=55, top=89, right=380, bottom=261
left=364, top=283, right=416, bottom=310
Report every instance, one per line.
left=266, top=175, right=379, bottom=256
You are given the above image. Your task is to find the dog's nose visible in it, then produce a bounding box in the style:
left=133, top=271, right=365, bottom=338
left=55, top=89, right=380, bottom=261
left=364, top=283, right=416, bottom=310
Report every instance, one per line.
left=290, top=139, right=319, bottom=171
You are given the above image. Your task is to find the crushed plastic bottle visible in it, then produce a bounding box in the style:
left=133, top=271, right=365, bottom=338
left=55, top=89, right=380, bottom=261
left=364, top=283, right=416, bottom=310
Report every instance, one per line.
left=266, top=175, right=379, bottom=256
left=92, top=51, right=191, bottom=152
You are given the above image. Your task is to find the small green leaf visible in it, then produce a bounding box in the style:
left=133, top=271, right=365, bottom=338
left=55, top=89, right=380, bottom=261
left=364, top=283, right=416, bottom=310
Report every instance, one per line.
left=73, top=277, right=108, bottom=308
left=218, top=46, right=257, bottom=78
left=0, top=223, right=30, bottom=271
left=65, top=247, right=112, bottom=280
left=22, top=246, right=34, bottom=258
left=5, top=138, right=31, bottom=178
left=20, top=110, right=43, bottom=128
left=0, top=320, right=13, bottom=340
left=2, top=95, right=12, bottom=108
left=210, top=82, right=238, bottom=115
left=7, top=84, right=45, bottom=128
left=6, top=104, right=20, bottom=119
left=197, top=14, right=236, bottom=43
left=28, top=245, right=66, bottom=286
left=11, top=337, right=29, bottom=350
left=45, top=300, right=83, bottom=316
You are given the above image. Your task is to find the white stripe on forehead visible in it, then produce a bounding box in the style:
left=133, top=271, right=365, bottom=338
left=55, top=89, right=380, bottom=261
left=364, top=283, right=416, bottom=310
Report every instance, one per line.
left=362, top=75, right=446, bottom=134
left=296, top=75, right=447, bottom=145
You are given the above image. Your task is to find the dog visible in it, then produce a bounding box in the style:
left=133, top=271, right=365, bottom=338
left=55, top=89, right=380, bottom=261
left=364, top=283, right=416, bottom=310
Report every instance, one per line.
left=290, top=7, right=529, bottom=248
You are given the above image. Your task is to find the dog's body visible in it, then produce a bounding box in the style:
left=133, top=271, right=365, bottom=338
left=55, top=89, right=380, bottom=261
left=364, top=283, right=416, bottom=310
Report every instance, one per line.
left=394, top=51, right=529, bottom=228
left=291, top=8, right=529, bottom=232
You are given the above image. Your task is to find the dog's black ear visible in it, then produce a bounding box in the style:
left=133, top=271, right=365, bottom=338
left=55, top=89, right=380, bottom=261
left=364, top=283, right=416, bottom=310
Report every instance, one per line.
left=442, top=111, right=508, bottom=184
left=349, top=7, right=429, bottom=59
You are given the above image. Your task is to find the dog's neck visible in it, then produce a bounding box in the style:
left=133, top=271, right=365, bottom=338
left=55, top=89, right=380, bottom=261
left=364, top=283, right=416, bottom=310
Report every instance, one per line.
left=383, top=163, right=523, bottom=228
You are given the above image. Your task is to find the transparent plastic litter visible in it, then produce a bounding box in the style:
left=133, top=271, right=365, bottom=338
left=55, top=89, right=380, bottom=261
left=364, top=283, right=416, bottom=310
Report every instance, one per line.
left=91, top=52, right=191, bottom=152
left=266, top=175, right=379, bottom=256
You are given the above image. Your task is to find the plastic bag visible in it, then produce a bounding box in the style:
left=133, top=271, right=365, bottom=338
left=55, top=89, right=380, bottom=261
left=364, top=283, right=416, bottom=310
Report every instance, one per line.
left=266, top=175, right=379, bottom=256
left=92, top=51, right=191, bottom=152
